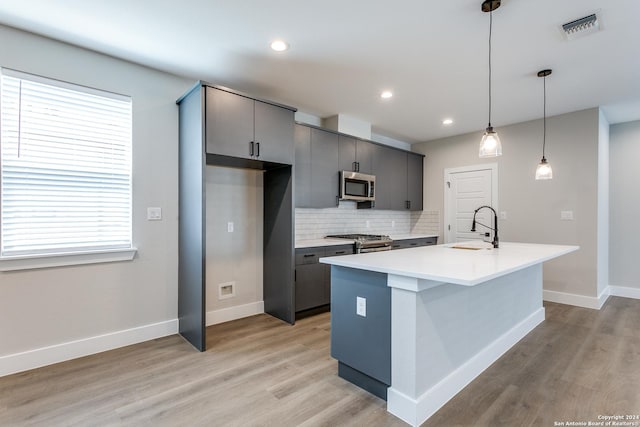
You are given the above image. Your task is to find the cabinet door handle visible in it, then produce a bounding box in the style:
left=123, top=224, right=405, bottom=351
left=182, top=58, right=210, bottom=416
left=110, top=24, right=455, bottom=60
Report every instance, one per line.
left=336, top=195, right=339, bottom=207
left=406, top=200, right=411, bottom=209
left=303, top=254, right=316, bottom=258
left=256, top=142, right=260, bottom=157
left=335, top=251, right=346, bottom=255
left=250, top=141, right=255, bottom=157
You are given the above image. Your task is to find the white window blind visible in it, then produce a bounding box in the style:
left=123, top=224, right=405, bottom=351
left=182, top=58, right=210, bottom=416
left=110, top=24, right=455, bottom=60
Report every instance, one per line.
left=0, top=69, right=132, bottom=257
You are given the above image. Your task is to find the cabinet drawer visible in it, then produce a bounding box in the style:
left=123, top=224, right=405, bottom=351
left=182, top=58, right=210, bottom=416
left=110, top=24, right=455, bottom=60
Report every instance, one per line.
left=392, top=237, right=438, bottom=250
left=325, top=245, right=354, bottom=257
left=295, top=248, right=323, bottom=265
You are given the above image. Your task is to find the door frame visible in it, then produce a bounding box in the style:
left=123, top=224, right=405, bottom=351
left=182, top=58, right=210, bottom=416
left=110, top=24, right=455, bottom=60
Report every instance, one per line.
left=444, top=163, right=498, bottom=244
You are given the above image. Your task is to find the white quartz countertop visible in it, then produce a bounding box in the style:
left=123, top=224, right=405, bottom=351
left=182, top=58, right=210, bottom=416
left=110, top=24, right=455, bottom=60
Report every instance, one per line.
left=320, top=241, right=579, bottom=286
left=295, top=234, right=438, bottom=249
left=388, top=234, right=438, bottom=240
left=295, top=238, right=354, bottom=249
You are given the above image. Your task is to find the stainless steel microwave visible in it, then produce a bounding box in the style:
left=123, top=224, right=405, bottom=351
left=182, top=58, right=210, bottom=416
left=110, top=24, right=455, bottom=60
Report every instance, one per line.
left=340, top=171, right=375, bottom=202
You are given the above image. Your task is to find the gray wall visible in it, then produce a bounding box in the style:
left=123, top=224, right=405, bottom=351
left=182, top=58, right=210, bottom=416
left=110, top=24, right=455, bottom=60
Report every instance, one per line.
left=0, top=25, right=193, bottom=356
left=412, top=108, right=604, bottom=299
left=205, top=166, right=264, bottom=322
left=610, top=119, right=640, bottom=290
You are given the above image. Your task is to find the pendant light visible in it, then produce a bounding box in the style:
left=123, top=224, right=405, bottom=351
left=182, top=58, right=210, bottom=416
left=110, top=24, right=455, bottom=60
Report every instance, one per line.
left=535, top=69, right=553, bottom=180
left=479, top=0, right=502, bottom=158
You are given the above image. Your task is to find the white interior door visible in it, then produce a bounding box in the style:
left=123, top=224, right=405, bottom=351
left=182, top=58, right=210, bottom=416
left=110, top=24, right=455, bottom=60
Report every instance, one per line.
left=444, top=164, right=497, bottom=244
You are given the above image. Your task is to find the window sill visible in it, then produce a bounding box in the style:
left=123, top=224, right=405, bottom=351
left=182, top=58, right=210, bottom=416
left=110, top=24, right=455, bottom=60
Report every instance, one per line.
left=0, top=248, right=137, bottom=272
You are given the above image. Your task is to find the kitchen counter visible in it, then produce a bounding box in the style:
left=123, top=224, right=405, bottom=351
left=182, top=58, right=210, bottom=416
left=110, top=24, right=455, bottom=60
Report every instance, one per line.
left=321, top=241, right=578, bottom=426
left=388, top=233, right=438, bottom=240
left=294, top=233, right=438, bottom=249
left=320, top=241, right=577, bottom=286
left=295, top=238, right=354, bottom=249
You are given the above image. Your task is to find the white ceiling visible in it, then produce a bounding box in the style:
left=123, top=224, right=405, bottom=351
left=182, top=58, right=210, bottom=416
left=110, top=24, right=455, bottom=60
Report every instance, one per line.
left=1, top=0, right=639, bottom=143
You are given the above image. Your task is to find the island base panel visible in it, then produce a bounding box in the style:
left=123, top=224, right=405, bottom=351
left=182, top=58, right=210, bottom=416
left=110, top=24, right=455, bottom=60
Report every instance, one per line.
left=338, top=362, right=388, bottom=400
left=330, top=266, right=391, bottom=387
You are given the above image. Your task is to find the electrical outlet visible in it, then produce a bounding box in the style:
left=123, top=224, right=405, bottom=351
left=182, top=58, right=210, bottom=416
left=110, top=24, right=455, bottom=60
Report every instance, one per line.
left=227, top=222, right=234, bottom=232
left=366, top=220, right=370, bottom=229
left=391, top=220, right=395, bottom=228
left=356, top=296, right=366, bottom=317
left=147, top=207, right=162, bottom=221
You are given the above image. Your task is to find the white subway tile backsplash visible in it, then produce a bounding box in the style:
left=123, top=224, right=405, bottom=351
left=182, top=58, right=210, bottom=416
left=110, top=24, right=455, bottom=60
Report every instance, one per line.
left=295, top=201, right=440, bottom=241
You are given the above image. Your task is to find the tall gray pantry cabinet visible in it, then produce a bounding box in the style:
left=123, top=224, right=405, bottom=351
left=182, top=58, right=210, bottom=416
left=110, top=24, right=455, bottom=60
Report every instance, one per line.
left=177, top=82, right=297, bottom=351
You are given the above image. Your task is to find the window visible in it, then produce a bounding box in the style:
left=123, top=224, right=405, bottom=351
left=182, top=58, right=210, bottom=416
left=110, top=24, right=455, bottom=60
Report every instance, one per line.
left=0, top=69, right=133, bottom=265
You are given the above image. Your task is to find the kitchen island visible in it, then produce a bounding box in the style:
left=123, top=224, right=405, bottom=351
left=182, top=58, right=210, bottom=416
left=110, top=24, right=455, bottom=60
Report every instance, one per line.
left=320, top=241, right=578, bottom=427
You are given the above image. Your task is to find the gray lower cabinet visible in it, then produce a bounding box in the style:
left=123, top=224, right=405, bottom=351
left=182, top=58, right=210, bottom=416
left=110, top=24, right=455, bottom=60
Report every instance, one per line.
left=295, top=244, right=354, bottom=312
left=206, top=86, right=294, bottom=164
left=391, top=236, right=437, bottom=250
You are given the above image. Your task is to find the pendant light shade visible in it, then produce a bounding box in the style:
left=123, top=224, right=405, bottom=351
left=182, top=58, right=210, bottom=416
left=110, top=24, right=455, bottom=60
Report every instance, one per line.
left=479, top=126, right=502, bottom=157
left=535, top=69, right=553, bottom=180
left=479, top=0, right=502, bottom=158
left=535, top=157, right=553, bottom=180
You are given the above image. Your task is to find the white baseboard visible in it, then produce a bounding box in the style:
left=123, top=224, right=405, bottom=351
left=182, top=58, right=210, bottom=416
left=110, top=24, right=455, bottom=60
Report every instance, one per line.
left=543, top=288, right=610, bottom=310
left=387, top=307, right=545, bottom=427
left=0, top=319, right=178, bottom=378
left=609, top=286, right=640, bottom=300
left=206, top=301, right=264, bottom=326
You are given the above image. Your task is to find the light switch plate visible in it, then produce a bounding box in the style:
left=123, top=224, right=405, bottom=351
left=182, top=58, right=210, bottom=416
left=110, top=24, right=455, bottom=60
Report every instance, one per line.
left=356, top=296, right=366, bottom=317
left=561, top=211, right=574, bottom=221
left=147, top=207, right=162, bottom=221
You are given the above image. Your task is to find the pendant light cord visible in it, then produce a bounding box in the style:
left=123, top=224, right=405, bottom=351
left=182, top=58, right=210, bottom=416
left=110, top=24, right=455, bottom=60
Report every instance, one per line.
left=488, top=10, right=493, bottom=128
left=542, top=75, right=546, bottom=159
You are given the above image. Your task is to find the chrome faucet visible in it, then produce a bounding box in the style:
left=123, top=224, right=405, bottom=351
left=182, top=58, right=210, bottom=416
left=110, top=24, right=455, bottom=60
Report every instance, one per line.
left=470, top=205, right=499, bottom=248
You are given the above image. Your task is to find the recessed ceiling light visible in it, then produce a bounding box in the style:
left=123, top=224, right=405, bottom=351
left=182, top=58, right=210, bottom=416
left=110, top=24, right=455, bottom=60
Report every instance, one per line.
left=270, top=40, right=289, bottom=52
left=442, top=118, right=454, bottom=125
left=380, top=91, right=393, bottom=99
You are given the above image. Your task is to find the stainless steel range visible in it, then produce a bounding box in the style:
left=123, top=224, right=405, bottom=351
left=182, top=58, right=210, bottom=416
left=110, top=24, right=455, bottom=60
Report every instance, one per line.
left=326, top=233, right=393, bottom=254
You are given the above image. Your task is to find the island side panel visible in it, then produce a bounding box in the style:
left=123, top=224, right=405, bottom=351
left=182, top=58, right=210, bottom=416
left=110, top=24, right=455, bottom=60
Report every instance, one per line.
left=388, top=264, right=545, bottom=427
left=330, top=266, right=391, bottom=399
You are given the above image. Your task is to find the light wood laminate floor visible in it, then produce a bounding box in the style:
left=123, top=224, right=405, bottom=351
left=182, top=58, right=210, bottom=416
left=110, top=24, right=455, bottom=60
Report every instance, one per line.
left=1, top=297, right=639, bottom=426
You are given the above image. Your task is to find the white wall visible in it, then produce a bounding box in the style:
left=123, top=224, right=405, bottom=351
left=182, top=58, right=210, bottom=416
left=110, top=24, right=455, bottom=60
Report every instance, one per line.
left=412, top=108, right=604, bottom=303
left=610, top=119, right=640, bottom=290
left=0, top=25, right=193, bottom=370
left=205, top=167, right=264, bottom=324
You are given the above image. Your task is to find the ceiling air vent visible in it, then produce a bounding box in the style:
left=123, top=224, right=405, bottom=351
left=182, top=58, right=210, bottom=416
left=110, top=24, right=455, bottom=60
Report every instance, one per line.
left=562, top=13, right=600, bottom=40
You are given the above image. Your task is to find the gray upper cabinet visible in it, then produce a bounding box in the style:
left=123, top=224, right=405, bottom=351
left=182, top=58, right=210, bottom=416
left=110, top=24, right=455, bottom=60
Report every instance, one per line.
left=407, top=153, right=423, bottom=211
left=205, top=87, right=254, bottom=159
left=355, top=140, right=374, bottom=174
left=294, top=125, right=340, bottom=208
left=254, top=100, right=294, bottom=164
left=338, top=136, right=373, bottom=174
left=338, top=135, right=356, bottom=172
left=205, top=86, right=294, bottom=164
left=294, top=122, right=424, bottom=211
left=372, top=145, right=408, bottom=210
left=310, top=129, right=340, bottom=208
left=294, top=124, right=312, bottom=208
